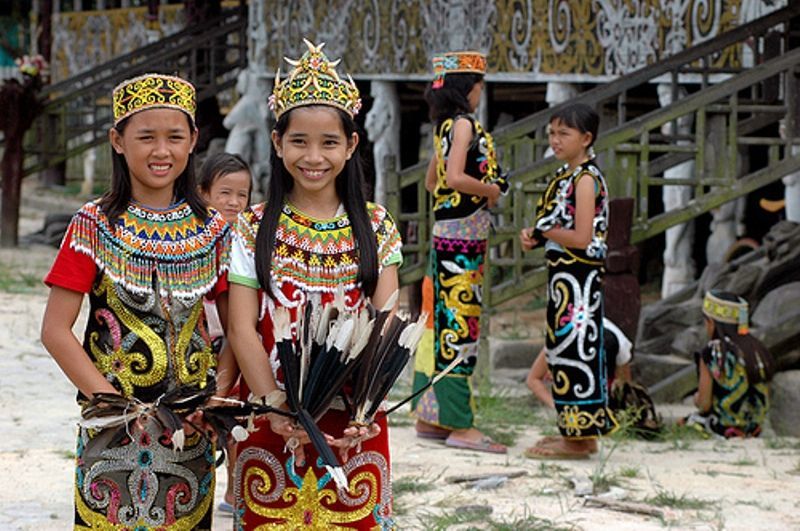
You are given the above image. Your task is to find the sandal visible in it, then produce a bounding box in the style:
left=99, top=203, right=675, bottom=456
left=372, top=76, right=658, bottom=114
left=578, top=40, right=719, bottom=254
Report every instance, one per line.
left=217, top=501, right=234, bottom=514
left=415, top=420, right=452, bottom=440
left=445, top=434, right=507, bottom=454
left=523, top=444, right=592, bottom=460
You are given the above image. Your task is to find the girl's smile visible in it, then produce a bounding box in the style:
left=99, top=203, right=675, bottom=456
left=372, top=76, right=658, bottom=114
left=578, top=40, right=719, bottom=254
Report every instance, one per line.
left=272, top=106, right=358, bottom=215
left=109, top=108, right=197, bottom=207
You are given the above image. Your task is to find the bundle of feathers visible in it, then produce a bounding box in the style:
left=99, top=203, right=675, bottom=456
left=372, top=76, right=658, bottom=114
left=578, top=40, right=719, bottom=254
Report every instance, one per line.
left=273, top=288, right=427, bottom=489
left=79, top=382, right=283, bottom=466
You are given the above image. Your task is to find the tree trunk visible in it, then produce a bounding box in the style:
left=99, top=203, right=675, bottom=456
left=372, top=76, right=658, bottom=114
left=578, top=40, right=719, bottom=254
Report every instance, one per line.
left=1, top=138, right=23, bottom=247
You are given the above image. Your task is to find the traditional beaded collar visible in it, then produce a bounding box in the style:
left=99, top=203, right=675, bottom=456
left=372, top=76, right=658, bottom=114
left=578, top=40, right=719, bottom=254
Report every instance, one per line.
left=112, top=73, right=196, bottom=126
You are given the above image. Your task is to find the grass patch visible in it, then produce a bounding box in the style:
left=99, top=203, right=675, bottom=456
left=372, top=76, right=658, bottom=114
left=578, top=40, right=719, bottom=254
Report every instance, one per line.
left=693, top=467, right=748, bottom=478
left=731, top=456, right=756, bottom=467
left=739, top=499, right=774, bottom=511
left=0, top=262, right=41, bottom=294
left=618, top=466, right=640, bottom=478
left=474, top=383, right=541, bottom=446
left=763, top=437, right=800, bottom=450
left=644, top=489, right=716, bottom=511
left=415, top=506, right=576, bottom=531
left=56, top=449, right=76, bottom=460
left=647, top=423, right=707, bottom=453
left=393, top=475, right=436, bottom=497
left=530, top=462, right=569, bottom=478
left=490, top=511, right=576, bottom=531
left=415, top=505, right=492, bottom=529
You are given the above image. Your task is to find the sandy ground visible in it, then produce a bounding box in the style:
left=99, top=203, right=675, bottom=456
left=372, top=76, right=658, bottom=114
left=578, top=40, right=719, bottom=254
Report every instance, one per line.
left=0, top=226, right=798, bottom=529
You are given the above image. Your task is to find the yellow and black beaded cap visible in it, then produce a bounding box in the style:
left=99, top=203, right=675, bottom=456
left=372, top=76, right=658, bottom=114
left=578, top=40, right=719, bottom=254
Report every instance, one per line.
left=702, top=290, right=749, bottom=335
left=112, top=73, right=196, bottom=126
left=269, top=39, right=362, bottom=119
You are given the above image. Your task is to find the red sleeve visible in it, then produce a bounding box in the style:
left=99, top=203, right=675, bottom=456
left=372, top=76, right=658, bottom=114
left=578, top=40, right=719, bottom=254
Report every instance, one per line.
left=207, top=271, right=229, bottom=301
left=44, top=225, right=97, bottom=294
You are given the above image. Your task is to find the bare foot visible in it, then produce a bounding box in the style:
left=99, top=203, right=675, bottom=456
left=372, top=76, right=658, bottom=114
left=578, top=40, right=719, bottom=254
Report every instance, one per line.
left=524, top=437, right=596, bottom=459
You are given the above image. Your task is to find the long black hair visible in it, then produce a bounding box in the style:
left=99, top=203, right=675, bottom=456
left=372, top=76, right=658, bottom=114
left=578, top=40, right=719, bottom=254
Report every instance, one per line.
left=254, top=105, right=379, bottom=298
left=424, top=73, right=483, bottom=126
left=99, top=111, right=207, bottom=224
left=706, top=291, right=775, bottom=384
left=550, top=103, right=600, bottom=147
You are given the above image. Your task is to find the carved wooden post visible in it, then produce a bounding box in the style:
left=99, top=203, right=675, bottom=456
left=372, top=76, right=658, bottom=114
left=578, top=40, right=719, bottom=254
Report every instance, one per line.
left=604, top=197, right=640, bottom=346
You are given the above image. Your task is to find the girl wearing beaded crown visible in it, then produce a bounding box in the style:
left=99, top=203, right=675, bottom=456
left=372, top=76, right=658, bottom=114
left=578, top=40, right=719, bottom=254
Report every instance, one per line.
left=226, top=40, right=402, bottom=529
left=41, top=73, right=230, bottom=529
left=681, top=290, right=774, bottom=438
left=410, top=50, right=510, bottom=453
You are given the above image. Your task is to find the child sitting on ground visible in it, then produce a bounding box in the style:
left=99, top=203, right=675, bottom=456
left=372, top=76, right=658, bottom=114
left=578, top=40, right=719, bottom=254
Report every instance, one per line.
left=681, top=290, right=774, bottom=438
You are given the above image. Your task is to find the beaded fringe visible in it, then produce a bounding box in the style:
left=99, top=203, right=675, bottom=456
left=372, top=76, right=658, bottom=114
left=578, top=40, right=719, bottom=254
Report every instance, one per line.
left=70, top=203, right=230, bottom=304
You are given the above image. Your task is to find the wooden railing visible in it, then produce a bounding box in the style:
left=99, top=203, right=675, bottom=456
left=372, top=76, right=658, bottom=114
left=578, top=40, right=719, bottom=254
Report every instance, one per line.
left=387, top=4, right=800, bottom=307
left=9, top=7, right=247, bottom=177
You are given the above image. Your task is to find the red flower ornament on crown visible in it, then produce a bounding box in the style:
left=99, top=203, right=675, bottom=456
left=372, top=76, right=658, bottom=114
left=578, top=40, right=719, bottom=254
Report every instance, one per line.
left=15, top=54, right=49, bottom=78
left=430, top=50, right=487, bottom=90
left=269, top=38, right=362, bottom=119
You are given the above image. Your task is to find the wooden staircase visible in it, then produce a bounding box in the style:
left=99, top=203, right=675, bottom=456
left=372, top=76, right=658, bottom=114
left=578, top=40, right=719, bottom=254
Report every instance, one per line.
left=8, top=6, right=247, bottom=178
left=386, top=4, right=800, bottom=310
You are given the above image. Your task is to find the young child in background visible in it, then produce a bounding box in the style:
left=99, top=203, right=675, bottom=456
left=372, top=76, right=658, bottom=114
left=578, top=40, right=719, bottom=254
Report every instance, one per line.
left=519, top=103, right=617, bottom=459
left=41, top=73, right=230, bottom=529
left=197, top=152, right=252, bottom=515
left=226, top=40, right=402, bottom=528
left=526, top=318, right=633, bottom=457
left=527, top=317, right=632, bottom=408
left=411, top=50, right=510, bottom=454
left=199, top=152, right=252, bottom=226
left=682, top=290, right=774, bottom=438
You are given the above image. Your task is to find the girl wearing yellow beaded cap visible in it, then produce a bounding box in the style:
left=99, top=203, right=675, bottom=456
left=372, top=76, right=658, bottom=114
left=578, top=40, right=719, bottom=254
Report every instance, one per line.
left=226, top=40, right=402, bottom=529
left=682, top=290, right=775, bottom=438
left=41, top=73, right=230, bottom=529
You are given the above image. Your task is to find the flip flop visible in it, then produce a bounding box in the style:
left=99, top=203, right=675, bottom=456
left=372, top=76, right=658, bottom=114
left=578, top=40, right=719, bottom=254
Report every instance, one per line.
left=415, top=421, right=451, bottom=440
left=523, top=445, right=591, bottom=460
left=445, top=434, right=507, bottom=454
left=217, top=501, right=234, bottom=514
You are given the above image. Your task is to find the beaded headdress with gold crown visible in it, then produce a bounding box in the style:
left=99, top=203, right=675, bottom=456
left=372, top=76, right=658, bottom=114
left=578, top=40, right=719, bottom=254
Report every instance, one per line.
left=702, top=290, right=749, bottom=335
left=431, top=51, right=487, bottom=89
left=269, top=39, right=362, bottom=119
left=112, top=73, right=196, bottom=126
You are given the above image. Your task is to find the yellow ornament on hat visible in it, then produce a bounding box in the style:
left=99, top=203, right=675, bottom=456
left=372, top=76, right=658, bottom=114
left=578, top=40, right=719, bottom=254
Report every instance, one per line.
left=702, top=291, right=750, bottom=335
left=269, top=39, right=362, bottom=119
